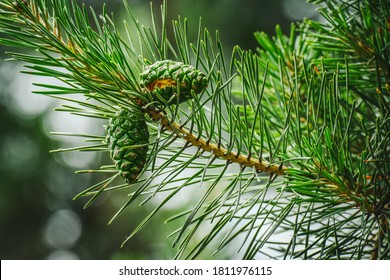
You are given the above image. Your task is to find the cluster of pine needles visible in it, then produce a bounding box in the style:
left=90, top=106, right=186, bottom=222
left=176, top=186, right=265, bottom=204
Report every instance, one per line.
left=0, top=0, right=389, bottom=259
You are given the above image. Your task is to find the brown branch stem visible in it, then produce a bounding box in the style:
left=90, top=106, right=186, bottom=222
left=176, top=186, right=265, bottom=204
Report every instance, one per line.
left=370, top=216, right=389, bottom=260
left=143, top=105, right=287, bottom=176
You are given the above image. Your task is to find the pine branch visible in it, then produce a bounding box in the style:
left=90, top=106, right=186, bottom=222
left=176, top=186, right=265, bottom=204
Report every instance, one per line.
left=1, top=0, right=389, bottom=259
left=143, top=105, right=286, bottom=175
left=1, top=0, right=285, bottom=176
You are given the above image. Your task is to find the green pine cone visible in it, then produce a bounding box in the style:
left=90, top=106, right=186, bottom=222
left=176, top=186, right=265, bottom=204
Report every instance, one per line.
left=106, top=110, right=149, bottom=184
left=140, top=60, right=208, bottom=104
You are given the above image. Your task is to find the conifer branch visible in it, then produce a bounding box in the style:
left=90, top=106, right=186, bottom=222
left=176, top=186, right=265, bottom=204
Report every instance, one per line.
left=1, top=0, right=389, bottom=259
left=142, top=105, right=286, bottom=175
left=2, top=1, right=287, bottom=176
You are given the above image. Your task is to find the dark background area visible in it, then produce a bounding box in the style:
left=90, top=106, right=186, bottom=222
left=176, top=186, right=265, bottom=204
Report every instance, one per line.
left=0, top=0, right=318, bottom=260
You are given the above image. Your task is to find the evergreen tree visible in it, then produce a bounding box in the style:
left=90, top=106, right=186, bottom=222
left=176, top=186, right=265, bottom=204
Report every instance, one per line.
left=0, top=0, right=388, bottom=259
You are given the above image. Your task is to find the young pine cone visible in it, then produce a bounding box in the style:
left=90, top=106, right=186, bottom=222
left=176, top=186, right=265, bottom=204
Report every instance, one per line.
left=106, top=110, right=149, bottom=184
left=140, top=60, right=208, bottom=104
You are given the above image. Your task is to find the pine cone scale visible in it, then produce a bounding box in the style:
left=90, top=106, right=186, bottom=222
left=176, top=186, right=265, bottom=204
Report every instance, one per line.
left=140, top=60, right=208, bottom=104
left=106, top=110, right=149, bottom=184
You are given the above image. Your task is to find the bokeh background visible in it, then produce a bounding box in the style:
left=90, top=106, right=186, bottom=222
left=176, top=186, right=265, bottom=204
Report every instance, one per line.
left=0, top=0, right=318, bottom=260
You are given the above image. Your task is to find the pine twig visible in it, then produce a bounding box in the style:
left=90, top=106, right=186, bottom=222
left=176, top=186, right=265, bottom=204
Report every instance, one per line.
left=370, top=217, right=389, bottom=260
left=142, top=104, right=287, bottom=175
